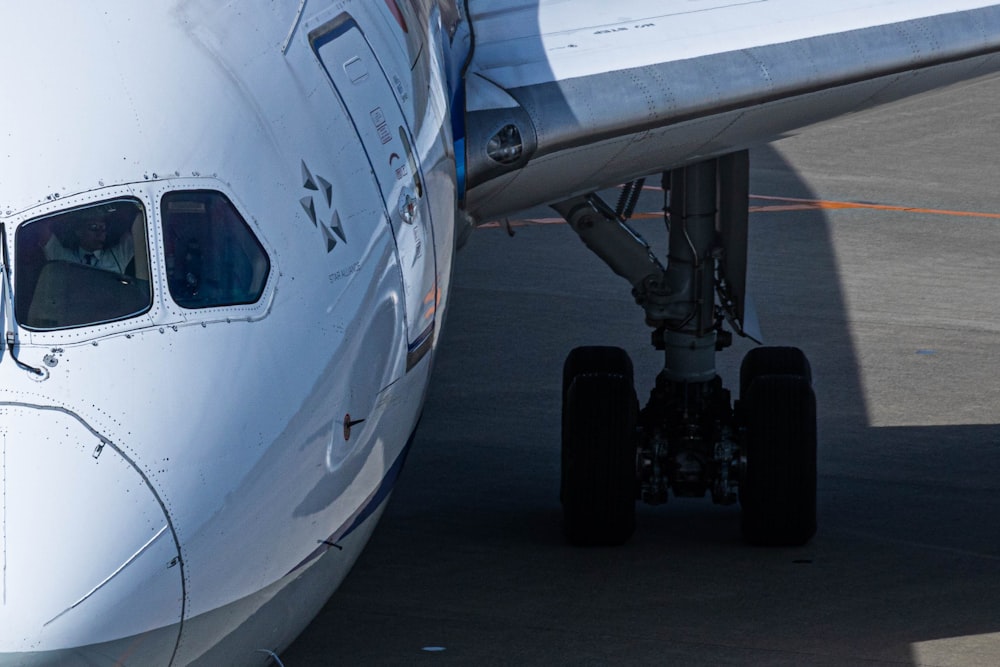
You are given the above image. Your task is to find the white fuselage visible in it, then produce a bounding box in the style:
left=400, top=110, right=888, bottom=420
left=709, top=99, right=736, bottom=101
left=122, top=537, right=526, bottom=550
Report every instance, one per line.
left=0, top=1, right=458, bottom=664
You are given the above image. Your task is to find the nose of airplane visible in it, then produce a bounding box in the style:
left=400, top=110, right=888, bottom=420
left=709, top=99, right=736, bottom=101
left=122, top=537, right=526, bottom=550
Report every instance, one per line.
left=0, top=404, right=183, bottom=665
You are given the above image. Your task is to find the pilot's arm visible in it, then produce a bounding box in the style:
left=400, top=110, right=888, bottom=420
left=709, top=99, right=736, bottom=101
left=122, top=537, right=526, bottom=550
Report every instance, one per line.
left=42, top=233, right=75, bottom=262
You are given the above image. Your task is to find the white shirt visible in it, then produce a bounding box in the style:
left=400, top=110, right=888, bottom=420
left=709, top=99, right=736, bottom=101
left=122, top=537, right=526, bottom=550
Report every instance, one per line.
left=44, top=233, right=135, bottom=274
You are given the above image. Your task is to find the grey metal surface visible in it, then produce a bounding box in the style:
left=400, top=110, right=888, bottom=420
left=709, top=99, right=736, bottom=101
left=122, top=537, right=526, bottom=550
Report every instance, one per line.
left=464, top=5, right=1000, bottom=218
left=283, top=73, right=1000, bottom=665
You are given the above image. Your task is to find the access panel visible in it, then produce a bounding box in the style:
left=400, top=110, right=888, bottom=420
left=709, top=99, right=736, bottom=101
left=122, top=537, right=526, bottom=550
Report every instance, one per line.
left=310, top=16, right=437, bottom=369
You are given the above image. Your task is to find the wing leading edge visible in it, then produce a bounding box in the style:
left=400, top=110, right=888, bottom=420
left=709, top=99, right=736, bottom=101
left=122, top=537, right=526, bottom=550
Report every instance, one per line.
left=461, top=1, right=1000, bottom=220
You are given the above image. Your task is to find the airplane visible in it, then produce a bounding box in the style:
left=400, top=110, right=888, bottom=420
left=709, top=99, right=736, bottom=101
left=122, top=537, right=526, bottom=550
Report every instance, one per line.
left=1, top=1, right=999, bottom=664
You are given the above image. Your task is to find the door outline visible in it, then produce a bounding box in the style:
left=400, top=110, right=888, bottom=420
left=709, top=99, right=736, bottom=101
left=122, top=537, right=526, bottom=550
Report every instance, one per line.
left=309, top=15, right=437, bottom=370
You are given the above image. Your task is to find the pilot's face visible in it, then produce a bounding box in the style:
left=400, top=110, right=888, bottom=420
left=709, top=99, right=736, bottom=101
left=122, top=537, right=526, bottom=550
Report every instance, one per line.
left=77, top=220, right=107, bottom=252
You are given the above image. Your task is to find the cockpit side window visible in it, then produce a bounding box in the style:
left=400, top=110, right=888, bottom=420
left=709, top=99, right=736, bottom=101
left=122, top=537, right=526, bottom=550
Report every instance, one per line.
left=15, top=199, right=152, bottom=330
left=161, top=190, right=269, bottom=309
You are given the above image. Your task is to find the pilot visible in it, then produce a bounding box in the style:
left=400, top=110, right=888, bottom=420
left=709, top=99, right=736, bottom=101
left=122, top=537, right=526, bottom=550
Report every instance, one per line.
left=44, top=205, right=135, bottom=274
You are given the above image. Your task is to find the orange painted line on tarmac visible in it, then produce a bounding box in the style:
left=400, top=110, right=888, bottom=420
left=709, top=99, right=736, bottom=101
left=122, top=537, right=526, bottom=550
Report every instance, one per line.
left=481, top=193, right=1000, bottom=228
left=478, top=217, right=566, bottom=228
left=749, top=194, right=1000, bottom=220
left=751, top=204, right=823, bottom=213
left=644, top=184, right=1000, bottom=218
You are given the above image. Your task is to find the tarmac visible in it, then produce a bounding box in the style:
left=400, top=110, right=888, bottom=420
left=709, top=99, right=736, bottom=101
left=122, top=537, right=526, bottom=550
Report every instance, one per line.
left=282, top=73, right=1000, bottom=665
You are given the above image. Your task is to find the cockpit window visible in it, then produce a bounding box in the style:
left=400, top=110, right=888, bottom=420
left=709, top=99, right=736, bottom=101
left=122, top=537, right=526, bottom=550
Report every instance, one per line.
left=15, top=199, right=152, bottom=330
left=161, top=190, right=269, bottom=309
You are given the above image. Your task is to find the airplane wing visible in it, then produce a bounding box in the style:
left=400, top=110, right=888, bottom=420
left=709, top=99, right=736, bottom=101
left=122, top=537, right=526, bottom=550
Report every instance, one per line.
left=453, top=0, right=1000, bottom=550
left=461, top=0, right=1000, bottom=220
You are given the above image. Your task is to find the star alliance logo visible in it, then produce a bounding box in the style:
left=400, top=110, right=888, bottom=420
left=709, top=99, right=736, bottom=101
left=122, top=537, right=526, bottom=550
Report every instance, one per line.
left=300, top=161, right=347, bottom=253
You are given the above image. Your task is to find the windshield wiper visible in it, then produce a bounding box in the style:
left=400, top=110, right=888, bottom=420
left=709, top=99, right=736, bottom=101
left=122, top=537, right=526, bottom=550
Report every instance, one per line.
left=0, top=222, right=44, bottom=376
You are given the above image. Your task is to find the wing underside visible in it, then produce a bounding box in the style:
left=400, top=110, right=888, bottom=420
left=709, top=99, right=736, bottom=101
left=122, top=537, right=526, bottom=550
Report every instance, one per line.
left=461, top=1, right=1000, bottom=220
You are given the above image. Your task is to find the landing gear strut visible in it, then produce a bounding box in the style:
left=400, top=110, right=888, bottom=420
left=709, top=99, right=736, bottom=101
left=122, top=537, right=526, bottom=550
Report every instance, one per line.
left=554, top=151, right=816, bottom=547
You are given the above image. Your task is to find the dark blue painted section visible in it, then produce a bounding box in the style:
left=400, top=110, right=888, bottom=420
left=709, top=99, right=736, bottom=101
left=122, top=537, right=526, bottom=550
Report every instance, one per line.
left=286, top=422, right=419, bottom=577
left=340, top=426, right=415, bottom=539
left=452, top=84, right=467, bottom=198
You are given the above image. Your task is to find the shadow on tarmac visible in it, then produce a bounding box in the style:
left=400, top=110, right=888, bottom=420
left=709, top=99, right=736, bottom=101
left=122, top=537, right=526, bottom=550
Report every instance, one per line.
left=284, top=139, right=1000, bottom=665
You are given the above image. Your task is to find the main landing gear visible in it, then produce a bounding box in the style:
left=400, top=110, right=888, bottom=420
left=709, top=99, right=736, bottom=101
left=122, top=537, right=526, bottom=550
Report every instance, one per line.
left=553, top=151, right=816, bottom=547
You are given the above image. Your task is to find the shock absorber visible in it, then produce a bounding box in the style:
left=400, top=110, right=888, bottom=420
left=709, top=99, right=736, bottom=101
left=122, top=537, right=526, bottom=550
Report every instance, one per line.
left=657, top=161, right=718, bottom=384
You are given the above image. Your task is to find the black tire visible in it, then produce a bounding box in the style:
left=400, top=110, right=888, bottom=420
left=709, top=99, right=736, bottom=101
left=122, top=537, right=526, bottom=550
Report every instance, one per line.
left=561, top=347, right=634, bottom=496
left=740, top=374, right=817, bottom=546
left=561, top=347, right=638, bottom=546
left=739, top=346, right=812, bottom=398
left=562, top=346, right=634, bottom=399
